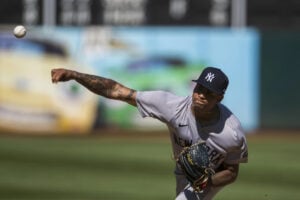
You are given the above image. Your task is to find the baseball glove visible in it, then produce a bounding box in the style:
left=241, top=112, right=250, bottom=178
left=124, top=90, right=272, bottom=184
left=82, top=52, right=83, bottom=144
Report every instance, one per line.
left=177, top=141, right=215, bottom=193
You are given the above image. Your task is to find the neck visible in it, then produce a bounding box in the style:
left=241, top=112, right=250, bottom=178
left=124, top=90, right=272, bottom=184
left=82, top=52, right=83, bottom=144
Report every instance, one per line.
left=193, top=105, right=220, bottom=125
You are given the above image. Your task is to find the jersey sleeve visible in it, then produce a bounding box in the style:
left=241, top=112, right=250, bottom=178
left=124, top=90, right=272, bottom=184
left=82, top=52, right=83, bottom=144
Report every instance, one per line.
left=225, top=135, right=248, bottom=164
left=223, top=123, right=248, bottom=165
left=136, top=91, right=182, bottom=123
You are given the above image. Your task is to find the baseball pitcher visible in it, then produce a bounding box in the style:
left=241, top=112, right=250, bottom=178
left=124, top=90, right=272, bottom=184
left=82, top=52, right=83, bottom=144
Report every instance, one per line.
left=51, top=66, right=248, bottom=200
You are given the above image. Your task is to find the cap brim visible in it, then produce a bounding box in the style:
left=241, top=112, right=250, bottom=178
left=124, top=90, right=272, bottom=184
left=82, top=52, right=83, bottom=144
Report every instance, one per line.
left=192, top=80, right=223, bottom=95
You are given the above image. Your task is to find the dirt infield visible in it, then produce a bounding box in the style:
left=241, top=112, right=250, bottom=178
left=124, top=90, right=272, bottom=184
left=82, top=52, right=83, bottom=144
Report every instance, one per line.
left=1, top=127, right=300, bottom=142
left=246, top=129, right=300, bottom=141
left=90, top=128, right=300, bottom=142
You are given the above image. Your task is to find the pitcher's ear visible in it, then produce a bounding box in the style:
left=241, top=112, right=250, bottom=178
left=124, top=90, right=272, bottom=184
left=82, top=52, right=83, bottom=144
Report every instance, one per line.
left=217, top=95, right=224, bottom=102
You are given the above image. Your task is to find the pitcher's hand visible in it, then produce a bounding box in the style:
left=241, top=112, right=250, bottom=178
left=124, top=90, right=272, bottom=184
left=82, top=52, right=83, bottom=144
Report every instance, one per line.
left=51, top=68, right=75, bottom=83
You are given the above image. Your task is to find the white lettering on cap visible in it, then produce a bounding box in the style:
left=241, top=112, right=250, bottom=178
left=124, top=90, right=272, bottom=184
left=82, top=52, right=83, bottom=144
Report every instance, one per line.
left=205, top=72, right=215, bottom=82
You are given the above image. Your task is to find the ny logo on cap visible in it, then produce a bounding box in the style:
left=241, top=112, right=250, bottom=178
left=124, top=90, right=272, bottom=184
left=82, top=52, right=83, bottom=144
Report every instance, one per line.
left=205, top=72, right=215, bottom=82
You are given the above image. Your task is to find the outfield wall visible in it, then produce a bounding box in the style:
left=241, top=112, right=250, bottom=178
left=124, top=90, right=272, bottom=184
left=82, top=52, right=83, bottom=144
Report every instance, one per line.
left=259, top=31, right=300, bottom=129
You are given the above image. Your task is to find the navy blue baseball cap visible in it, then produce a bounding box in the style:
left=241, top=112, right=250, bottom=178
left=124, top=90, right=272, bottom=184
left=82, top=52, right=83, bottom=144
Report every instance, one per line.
left=192, top=67, right=229, bottom=95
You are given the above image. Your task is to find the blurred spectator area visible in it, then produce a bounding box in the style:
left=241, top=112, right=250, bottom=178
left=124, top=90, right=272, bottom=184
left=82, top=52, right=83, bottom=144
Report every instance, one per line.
left=248, top=0, right=300, bottom=30
left=0, top=0, right=300, bottom=30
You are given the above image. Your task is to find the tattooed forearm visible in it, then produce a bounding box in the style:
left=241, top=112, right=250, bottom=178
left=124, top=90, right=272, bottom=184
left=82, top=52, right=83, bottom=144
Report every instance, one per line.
left=73, top=72, right=136, bottom=104
left=74, top=73, right=115, bottom=96
left=120, top=88, right=135, bottom=101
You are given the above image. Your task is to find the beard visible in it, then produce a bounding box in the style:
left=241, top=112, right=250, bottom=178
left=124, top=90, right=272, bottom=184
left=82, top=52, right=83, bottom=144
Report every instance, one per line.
left=192, top=102, right=210, bottom=114
left=191, top=99, right=218, bottom=116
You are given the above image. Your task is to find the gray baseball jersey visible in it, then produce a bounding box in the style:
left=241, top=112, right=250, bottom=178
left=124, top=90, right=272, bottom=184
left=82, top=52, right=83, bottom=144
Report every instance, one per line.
left=136, top=91, right=248, bottom=200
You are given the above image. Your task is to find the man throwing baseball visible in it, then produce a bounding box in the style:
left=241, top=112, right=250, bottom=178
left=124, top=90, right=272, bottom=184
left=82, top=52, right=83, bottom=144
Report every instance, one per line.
left=51, top=66, right=248, bottom=200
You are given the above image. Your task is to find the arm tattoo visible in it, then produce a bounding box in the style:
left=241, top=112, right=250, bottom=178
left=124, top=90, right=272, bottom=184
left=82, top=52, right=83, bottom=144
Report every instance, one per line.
left=75, top=73, right=114, bottom=96
left=122, top=88, right=135, bottom=101
left=74, top=72, right=135, bottom=102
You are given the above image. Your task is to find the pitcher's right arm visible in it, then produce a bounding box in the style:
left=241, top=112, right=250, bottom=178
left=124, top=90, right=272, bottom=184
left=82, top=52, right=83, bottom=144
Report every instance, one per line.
left=51, top=68, right=137, bottom=106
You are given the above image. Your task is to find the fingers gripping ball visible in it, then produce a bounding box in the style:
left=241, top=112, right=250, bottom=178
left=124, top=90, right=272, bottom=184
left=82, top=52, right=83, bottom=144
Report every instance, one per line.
left=177, top=141, right=215, bottom=193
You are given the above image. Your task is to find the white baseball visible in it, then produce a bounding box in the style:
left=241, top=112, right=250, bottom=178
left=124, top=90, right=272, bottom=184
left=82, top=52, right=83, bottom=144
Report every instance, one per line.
left=13, top=25, right=27, bottom=38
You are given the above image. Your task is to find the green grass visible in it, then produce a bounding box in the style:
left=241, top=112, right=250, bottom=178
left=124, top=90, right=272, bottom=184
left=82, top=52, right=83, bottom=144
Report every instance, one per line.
left=0, top=133, right=299, bottom=200
left=218, top=136, right=300, bottom=200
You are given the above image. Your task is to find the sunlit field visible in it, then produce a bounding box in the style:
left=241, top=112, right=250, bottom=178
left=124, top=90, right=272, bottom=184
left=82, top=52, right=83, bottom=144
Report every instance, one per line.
left=0, top=131, right=299, bottom=200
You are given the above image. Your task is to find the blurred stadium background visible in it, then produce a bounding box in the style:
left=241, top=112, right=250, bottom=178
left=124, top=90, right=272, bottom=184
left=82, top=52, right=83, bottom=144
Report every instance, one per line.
left=0, top=0, right=299, bottom=199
